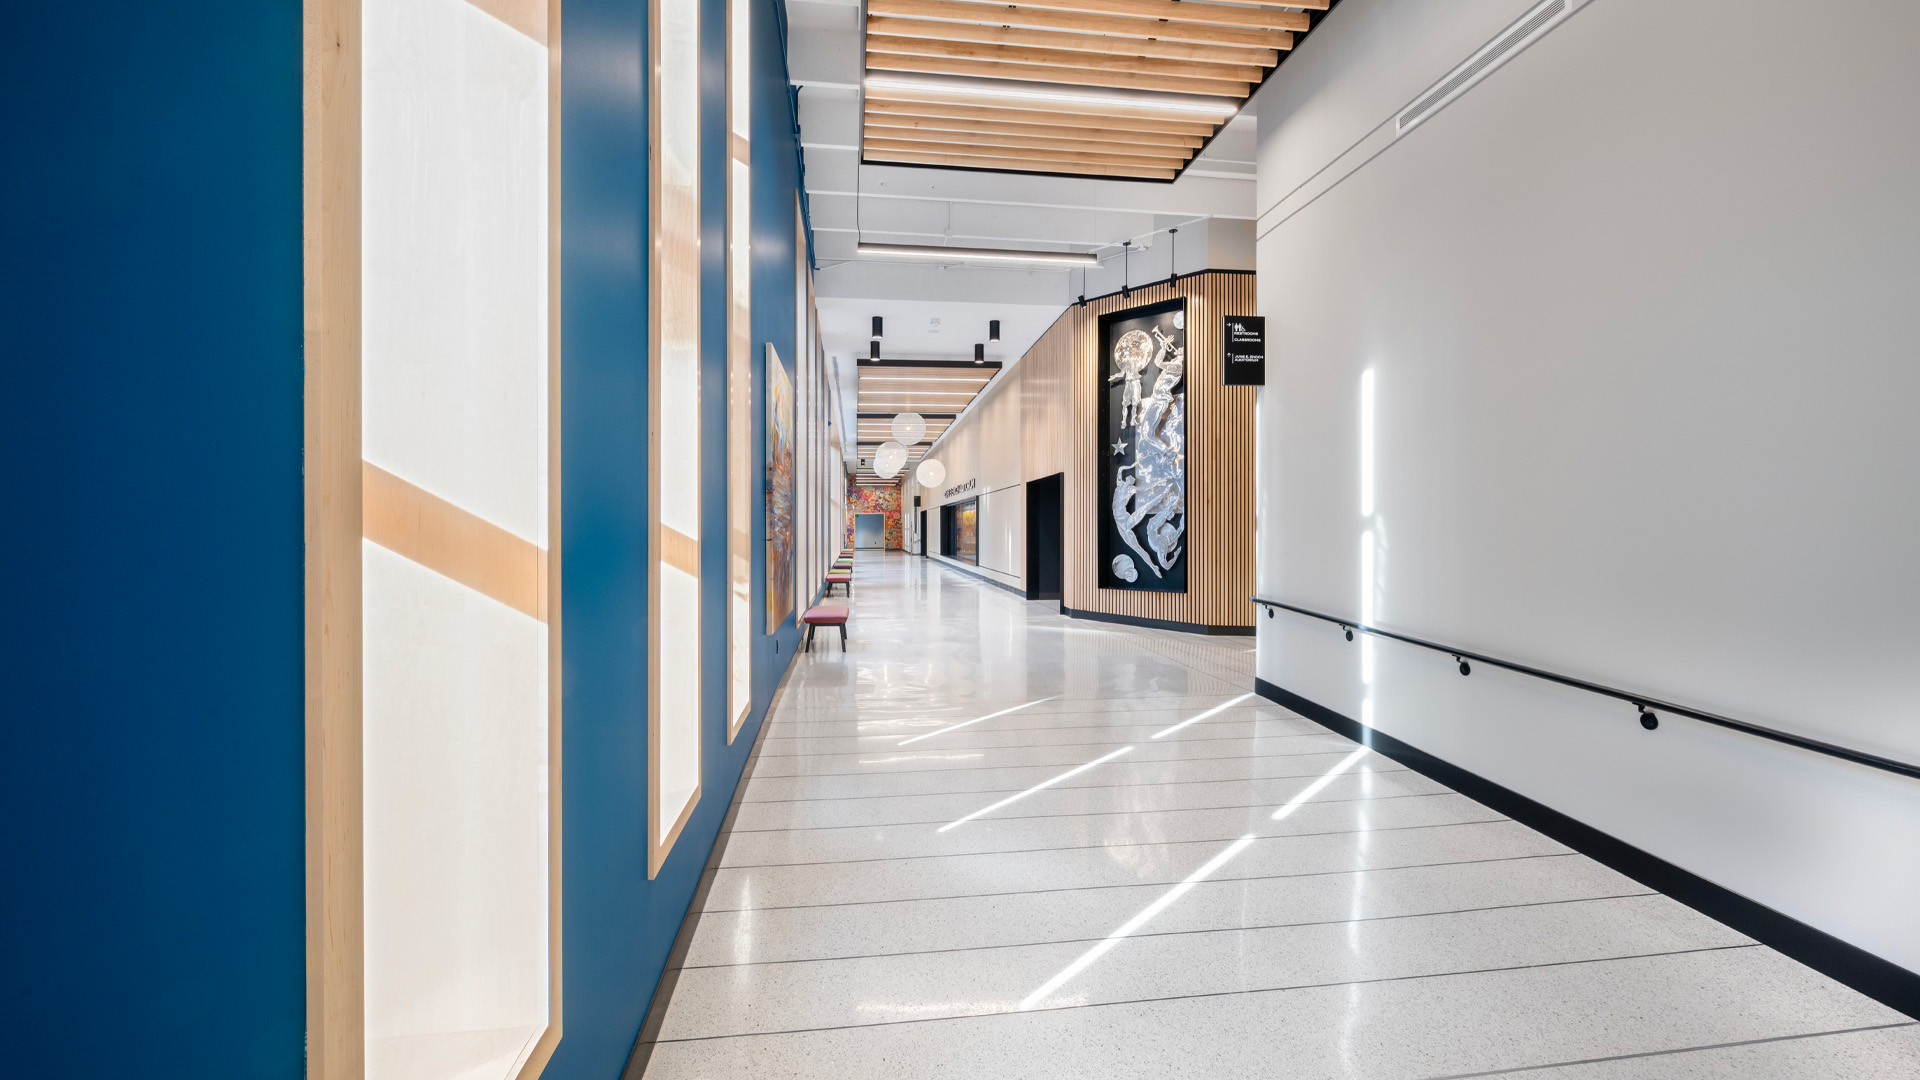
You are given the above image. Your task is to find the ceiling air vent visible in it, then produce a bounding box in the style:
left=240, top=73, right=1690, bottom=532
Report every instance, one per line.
left=1397, top=0, right=1571, bottom=135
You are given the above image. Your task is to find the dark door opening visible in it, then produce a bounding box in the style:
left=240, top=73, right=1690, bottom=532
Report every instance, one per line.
left=917, top=509, right=928, bottom=556
left=1025, top=472, right=1064, bottom=601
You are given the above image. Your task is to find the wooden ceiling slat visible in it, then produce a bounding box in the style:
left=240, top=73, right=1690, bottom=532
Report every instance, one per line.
left=865, top=96, right=1218, bottom=136
left=867, top=148, right=1177, bottom=179
left=866, top=34, right=1269, bottom=83
left=922, top=0, right=1311, bottom=33
left=866, top=55, right=1249, bottom=99
left=866, top=136, right=1187, bottom=170
left=866, top=15, right=1279, bottom=67
left=865, top=113, right=1205, bottom=148
left=868, top=0, right=1294, bottom=51
left=865, top=126, right=1193, bottom=163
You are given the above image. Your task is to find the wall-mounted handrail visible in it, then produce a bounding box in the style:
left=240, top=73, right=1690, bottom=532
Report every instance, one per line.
left=1249, top=596, right=1920, bottom=782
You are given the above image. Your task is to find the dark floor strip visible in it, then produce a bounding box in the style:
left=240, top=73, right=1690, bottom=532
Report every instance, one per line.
left=714, top=816, right=1520, bottom=870
left=650, top=944, right=1758, bottom=1045
left=699, top=851, right=1587, bottom=915
left=1424, top=1021, right=1920, bottom=1079
left=672, top=891, right=1660, bottom=971
left=726, top=788, right=1464, bottom=835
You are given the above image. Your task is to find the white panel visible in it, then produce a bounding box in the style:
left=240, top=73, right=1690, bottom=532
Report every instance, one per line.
left=658, top=565, right=701, bottom=835
left=977, top=485, right=1023, bottom=578
left=363, top=0, right=549, bottom=546
left=362, top=543, right=549, bottom=1046
left=1254, top=0, right=1920, bottom=971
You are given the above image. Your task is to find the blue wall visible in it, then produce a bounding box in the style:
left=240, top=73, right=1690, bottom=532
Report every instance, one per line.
left=549, top=0, right=805, bottom=1076
left=1, top=1, right=803, bottom=1075
left=0, top=3, right=305, bottom=1077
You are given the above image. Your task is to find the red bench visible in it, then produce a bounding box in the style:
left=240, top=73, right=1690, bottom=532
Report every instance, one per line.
left=824, top=571, right=852, bottom=597
left=802, top=605, right=849, bottom=651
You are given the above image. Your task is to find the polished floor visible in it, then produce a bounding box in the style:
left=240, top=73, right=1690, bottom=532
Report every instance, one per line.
left=638, top=553, right=1920, bottom=1078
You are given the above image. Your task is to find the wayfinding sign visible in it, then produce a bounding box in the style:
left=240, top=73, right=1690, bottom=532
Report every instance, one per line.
left=1223, top=316, right=1265, bottom=386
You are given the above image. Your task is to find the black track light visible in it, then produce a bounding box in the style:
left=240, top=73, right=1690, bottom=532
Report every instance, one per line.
left=1455, top=656, right=1471, bottom=676
left=989, top=319, right=1000, bottom=342
left=869, top=340, right=880, bottom=360
left=871, top=316, right=883, bottom=340
left=974, top=342, right=984, bottom=364
left=1638, top=705, right=1659, bottom=730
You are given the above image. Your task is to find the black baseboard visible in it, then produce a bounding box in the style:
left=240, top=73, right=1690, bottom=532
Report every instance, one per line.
left=1063, top=605, right=1255, bottom=637
left=1253, top=677, right=1920, bottom=1021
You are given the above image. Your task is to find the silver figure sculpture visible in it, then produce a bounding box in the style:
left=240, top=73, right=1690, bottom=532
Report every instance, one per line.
left=1110, top=325, right=1186, bottom=579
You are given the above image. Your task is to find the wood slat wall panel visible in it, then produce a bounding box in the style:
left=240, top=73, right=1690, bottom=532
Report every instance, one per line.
left=1050, top=273, right=1256, bottom=629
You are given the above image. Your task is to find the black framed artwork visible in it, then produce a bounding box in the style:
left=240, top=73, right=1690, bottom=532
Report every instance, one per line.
left=1097, top=297, right=1188, bottom=593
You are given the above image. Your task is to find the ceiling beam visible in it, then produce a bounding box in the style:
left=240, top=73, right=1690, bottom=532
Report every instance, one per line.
left=865, top=126, right=1194, bottom=163
left=868, top=0, right=1294, bottom=51
left=917, top=0, right=1312, bottom=33
left=865, top=96, right=1218, bottom=136
left=866, top=35, right=1269, bottom=83
left=866, top=55, right=1249, bottom=99
left=867, top=138, right=1188, bottom=171
left=866, top=16, right=1280, bottom=67
left=866, top=147, right=1176, bottom=179
left=864, top=114, right=1205, bottom=148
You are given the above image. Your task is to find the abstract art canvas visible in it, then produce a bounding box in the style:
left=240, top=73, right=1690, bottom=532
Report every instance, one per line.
left=765, top=343, right=795, bottom=631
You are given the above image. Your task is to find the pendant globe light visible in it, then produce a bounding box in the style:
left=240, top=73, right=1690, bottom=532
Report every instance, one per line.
left=889, top=411, right=926, bottom=445
left=915, top=458, right=946, bottom=489
left=874, top=441, right=908, bottom=480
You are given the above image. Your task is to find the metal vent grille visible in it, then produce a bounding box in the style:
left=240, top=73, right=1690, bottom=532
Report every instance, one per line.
left=1398, top=0, right=1569, bottom=134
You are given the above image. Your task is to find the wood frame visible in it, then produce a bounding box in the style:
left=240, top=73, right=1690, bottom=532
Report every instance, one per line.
left=305, top=0, right=563, bottom=1075
left=726, top=0, right=752, bottom=743
left=648, top=0, right=703, bottom=879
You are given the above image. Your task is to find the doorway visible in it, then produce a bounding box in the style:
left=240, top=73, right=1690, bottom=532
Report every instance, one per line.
left=1025, top=472, right=1064, bottom=601
left=854, top=513, right=886, bottom=549
left=917, top=509, right=928, bottom=556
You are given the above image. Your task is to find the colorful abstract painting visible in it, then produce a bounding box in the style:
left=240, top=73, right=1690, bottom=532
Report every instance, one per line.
left=845, top=480, right=903, bottom=549
left=765, top=345, right=795, bottom=631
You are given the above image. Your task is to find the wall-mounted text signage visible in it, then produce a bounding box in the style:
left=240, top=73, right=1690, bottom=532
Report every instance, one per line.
left=1223, top=315, right=1265, bottom=386
left=943, top=478, right=976, bottom=499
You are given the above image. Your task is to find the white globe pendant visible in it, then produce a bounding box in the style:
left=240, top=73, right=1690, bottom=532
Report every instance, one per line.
left=874, top=440, right=908, bottom=479
left=890, top=411, right=927, bottom=445
left=915, top=458, right=946, bottom=489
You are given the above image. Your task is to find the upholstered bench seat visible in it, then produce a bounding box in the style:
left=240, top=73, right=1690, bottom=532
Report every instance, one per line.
left=824, top=571, right=852, bottom=597
left=802, top=605, right=850, bottom=651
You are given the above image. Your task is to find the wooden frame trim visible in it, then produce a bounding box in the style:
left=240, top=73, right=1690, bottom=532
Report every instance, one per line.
left=648, top=0, right=703, bottom=879
left=726, top=0, right=752, bottom=743
left=304, top=0, right=364, bottom=1076
left=362, top=462, right=549, bottom=620
left=306, top=1, right=563, bottom=1074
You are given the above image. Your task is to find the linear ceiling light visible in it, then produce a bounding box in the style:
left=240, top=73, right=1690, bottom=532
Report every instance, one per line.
left=864, top=76, right=1239, bottom=119
left=857, top=242, right=1096, bottom=267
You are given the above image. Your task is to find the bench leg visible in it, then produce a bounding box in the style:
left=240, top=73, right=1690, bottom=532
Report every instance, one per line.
left=839, top=623, right=847, bottom=651
left=805, top=624, right=815, bottom=651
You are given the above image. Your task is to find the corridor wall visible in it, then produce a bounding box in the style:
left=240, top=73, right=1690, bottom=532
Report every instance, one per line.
left=1252, top=0, right=1920, bottom=991
left=2, top=5, right=305, bottom=1077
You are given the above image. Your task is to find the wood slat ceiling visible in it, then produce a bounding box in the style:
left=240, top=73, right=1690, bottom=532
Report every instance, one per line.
left=863, top=0, right=1331, bottom=181
left=852, top=362, right=995, bottom=483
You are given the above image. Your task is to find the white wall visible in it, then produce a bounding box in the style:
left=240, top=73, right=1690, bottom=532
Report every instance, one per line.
left=921, top=364, right=1027, bottom=590
left=1254, top=0, right=1920, bottom=974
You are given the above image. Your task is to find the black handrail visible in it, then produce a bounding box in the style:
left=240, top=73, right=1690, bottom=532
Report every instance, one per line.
left=1249, top=596, right=1920, bottom=782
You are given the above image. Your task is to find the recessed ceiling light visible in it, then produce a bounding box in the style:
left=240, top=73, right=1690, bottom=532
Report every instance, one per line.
left=856, top=242, right=1097, bottom=267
